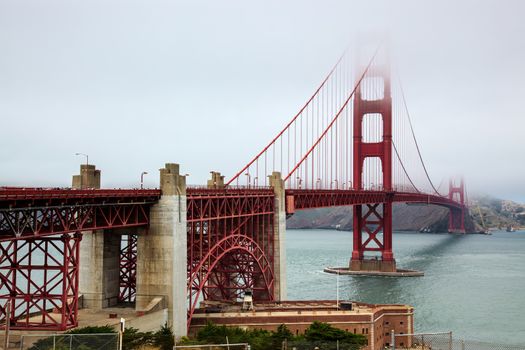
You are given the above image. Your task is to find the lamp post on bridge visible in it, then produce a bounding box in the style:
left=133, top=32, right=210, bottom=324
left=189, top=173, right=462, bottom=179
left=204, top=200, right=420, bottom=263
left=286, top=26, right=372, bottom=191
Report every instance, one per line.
left=253, top=176, right=258, bottom=187
left=245, top=173, right=251, bottom=188
left=75, top=152, right=89, bottom=166
left=316, top=178, right=321, bottom=189
left=140, top=171, right=148, bottom=189
left=296, top=176, right=302, bottom=189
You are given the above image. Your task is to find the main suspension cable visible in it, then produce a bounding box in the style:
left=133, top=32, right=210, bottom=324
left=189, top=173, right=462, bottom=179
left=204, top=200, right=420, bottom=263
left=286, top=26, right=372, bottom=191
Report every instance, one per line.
left=392, top=141, right=420, bottom=193
left=395, top=70, right=443, bottom=196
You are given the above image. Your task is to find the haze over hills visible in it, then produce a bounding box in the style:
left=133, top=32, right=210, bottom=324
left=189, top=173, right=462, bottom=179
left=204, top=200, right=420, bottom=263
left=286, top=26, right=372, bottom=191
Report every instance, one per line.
left=286, top=196, right=525, bottom=233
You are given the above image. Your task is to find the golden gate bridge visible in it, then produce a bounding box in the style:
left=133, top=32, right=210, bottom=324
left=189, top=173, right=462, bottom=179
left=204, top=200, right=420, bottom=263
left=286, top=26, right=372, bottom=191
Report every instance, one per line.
left=0, top=46, right=467, bottom=335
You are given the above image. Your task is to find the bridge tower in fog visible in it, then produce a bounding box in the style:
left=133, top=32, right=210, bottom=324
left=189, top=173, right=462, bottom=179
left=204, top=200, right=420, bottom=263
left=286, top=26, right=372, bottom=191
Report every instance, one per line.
left=448, top=178, right=466, bottom=233
left=350, top=59, right=396, bottom=272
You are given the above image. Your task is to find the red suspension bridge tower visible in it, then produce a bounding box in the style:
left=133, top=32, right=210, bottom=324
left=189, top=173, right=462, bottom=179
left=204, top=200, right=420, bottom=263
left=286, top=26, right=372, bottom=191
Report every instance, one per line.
left=448, top=178, right=466, bottom=234
left=350, top=63, right=397, bottom=272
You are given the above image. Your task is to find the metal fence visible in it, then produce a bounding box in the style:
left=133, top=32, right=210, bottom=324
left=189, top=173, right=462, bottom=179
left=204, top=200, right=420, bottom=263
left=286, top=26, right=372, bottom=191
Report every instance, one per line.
left=174, top=343, right=249, bottom=350
left=175, top=340, right=366, bottom=350
left=455, top=340, right=525, bottom=350
left=393, top=332, right=525, bottom=350
left=11, top=333, right=119, bottom=350
left=287, top=340, right=365, bottom=350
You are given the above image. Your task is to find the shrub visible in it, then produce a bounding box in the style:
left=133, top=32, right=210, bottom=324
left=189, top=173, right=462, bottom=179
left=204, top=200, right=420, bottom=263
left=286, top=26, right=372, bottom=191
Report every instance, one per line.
left=152, top=323, right=175, bottom=350
left=183, top=321, right=366, bottom=350
left=122, top=327, right=153, bottom=350
left=28, top=325, right=118, bottom=350
left=304, top=322, right=367, bottom=347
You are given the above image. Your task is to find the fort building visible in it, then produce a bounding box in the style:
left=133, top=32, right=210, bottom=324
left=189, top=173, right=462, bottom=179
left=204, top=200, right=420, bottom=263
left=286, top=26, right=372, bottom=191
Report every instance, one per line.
left=190, top=300, right=414, bottom=350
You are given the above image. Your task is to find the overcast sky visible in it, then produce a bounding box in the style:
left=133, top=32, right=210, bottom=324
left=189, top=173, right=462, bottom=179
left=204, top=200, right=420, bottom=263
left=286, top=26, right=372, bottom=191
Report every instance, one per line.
left=1, top=0, right=524, bottom=202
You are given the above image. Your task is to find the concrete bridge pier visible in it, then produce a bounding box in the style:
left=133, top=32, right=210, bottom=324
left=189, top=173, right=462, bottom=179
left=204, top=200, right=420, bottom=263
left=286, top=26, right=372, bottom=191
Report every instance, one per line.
left=269, top=172, right=287, bottom=301
left=79, top=230, right=121, bottom=308
left=73, top=164, right=122, bottom=309
left=136, top=163, right=187, bottom=338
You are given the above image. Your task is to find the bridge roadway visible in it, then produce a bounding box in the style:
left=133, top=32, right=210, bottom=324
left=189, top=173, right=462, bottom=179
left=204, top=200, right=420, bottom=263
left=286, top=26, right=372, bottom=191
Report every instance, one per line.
left=0, top=186, right=461, bottom=241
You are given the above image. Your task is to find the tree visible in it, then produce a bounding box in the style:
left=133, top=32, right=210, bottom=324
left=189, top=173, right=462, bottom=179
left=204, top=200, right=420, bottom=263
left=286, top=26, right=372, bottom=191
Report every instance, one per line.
left=153, top=323, right=175, bottom=350
left=304, top=321, right=366, bottom=344
left=270, top=325, right=293, bottom=350
left=122, top=327, right=153, bottom=350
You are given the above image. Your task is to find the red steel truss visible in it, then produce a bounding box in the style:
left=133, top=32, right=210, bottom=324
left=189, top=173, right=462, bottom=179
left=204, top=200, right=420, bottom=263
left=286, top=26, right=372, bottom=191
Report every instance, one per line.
left=0, top=188, right=158, bottom=330
left=186, top=188, right=275, bottom=327
left=0, top=204, right=151, bottom=241
left=0, top=233, right=81, bottom=330
left=119, top=234, right=137, bottom=303
left=0, top=188, right=160, bottom=241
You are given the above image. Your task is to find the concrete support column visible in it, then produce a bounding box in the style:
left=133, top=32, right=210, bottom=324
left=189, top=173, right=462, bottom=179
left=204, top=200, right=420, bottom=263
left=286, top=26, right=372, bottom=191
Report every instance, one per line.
left=268, top=172, right=287, bottom=301
left=73, top=164, right=120, bottom=309
left=136, top=163, right=187, bottom=338
left=79, top=232, right=121, bottom=308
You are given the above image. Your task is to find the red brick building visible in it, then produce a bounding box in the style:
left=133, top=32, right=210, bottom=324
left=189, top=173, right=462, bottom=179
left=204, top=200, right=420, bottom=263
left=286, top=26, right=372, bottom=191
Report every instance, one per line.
left=190, top=300, right=414, bottom=350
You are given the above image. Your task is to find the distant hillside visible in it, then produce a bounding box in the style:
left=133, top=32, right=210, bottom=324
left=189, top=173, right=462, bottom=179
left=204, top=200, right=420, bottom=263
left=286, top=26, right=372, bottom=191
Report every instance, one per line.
left=287, top=203, right=463, bottom=232
left=470, top=196, right=525, bottom=230
left=286, top=196, right=523, bottom=233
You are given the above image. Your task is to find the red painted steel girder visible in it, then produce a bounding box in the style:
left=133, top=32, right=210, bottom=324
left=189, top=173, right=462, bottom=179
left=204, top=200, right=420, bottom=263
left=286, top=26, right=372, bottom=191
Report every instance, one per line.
left=0, top=188, right=161, bottom=206
left=187, top=234, right=274, bottom=329
left=187, top=188, right=275, bottom=328
left=393, top=192, right=465, bottom=210
left=119, top=234, right=137, bottom=303
left=286, top=189, right=464, bottom=213
left=0, top=203, right=152, bottom=241
left=187, top=188, right=275, bottom=223
left=0, top=234, right=81, bottom=330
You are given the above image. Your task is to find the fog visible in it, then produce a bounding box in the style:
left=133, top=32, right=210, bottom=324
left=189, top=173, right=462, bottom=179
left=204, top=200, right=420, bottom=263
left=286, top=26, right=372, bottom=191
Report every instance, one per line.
left=1, top=0, right=524, bottom=202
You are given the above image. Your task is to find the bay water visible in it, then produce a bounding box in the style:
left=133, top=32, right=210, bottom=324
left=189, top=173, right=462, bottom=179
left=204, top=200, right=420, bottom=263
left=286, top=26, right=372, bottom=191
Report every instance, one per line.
left=286, top=229, right=525, bottom=345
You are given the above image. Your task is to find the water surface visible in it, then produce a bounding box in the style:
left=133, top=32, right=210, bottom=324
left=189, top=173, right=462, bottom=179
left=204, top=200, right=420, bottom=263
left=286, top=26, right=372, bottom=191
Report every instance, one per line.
left=286, top=229, right=525, bottom=345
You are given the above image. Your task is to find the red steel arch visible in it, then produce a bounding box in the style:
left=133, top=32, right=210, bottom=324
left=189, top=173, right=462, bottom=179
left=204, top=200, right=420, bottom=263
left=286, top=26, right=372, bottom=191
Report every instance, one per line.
left=186, top=187, right=276, bottom=327
left=187, top=233, right=274, bottom=328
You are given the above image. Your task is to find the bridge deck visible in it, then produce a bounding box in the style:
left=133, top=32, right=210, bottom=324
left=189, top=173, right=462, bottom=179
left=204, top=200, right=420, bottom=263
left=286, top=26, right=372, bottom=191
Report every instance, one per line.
left=0, top=187, right=161, bottom=204
left=285, top=189, right=463, bottom=213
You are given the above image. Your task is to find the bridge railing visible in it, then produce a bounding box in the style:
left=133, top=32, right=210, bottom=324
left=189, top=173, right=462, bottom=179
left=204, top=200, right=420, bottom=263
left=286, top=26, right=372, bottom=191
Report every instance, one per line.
left=0, top=188, right=162, bottom=202
left=188, top=185, right=272, bottom=190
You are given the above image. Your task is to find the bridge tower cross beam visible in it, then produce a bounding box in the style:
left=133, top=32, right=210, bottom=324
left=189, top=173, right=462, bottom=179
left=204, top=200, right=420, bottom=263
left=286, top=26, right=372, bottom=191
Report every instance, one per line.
left=350, top=58, right=396, bottom=273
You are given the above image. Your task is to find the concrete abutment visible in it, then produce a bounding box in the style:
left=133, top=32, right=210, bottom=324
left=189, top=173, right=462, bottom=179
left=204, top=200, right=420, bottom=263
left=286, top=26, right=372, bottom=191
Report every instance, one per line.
left=268, top=172, right=287, bottom=302
left=136, top=163, right=187, bottom=338
left=73, top=164, right=121, bottom=309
